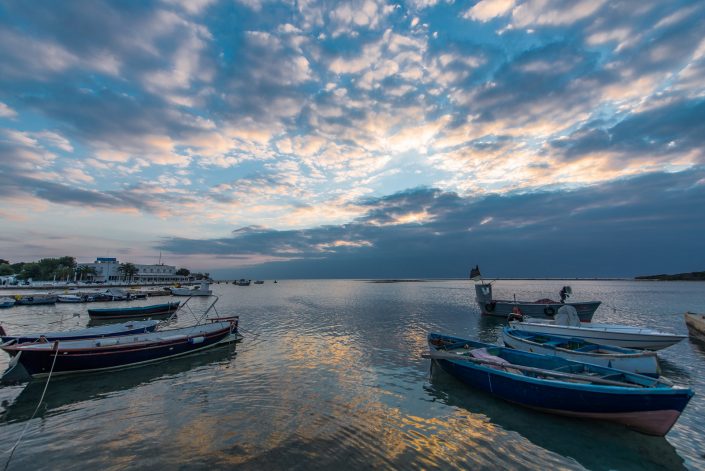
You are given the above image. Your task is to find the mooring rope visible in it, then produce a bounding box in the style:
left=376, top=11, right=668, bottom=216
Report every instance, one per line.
left=3, top=341, right=60, bottom=470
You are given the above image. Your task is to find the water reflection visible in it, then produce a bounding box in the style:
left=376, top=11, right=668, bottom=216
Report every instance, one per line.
left=426, top=364, right=685, bottom=471
left=0, top=342, right=238, bottom=424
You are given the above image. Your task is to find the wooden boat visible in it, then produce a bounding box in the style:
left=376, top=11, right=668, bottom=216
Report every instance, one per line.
left=1, top=317, right=239, bottom=382
left=88, top=302, right=180, bottom=320
left=171, top=282, right=212, bottom=296
left=0, top=320, right=160, bottom=350
left=501, top=327, right=659, bottom=376
left=427, top=332, right=693, bottom=436
left=510, top=306, right=686, bottom=351
left=684, top=312, right=705, bottom=342
left=475, top=283, right=600, bottom=322
left=0, top=297, right=15, bottom=308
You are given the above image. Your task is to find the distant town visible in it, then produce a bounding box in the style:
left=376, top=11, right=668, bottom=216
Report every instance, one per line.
left=0, top=256, right=209, bottom=286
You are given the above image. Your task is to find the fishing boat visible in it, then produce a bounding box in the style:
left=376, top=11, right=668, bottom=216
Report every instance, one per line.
left=684, top=312, right=705, bottom=342
left=236, top=279, right=251, bottom=286
left=510, top=306, right=686, bottom=351
left=475, top=282, right=600, bottom=322
left=501, top=327, right=659, bottom=376
left=254, top=280, right=264, bottom=284
left=88, top=301, right=180, bottom=320
left=171, top=281, right=212, bottom=296
left=0, top=297, right=15, bottom=308
left=57, top=294, right=84, bottom=303
left=1, top=318, right=240, bottom=382
left=0, top=320, right=160, bottom=350
left=15, top=294, right=58, bottom=305
left=427, top=332, right=693, bottom=436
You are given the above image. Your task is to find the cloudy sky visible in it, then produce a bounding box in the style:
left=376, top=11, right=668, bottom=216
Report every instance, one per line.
left=1, top=0, right=704, bottom=278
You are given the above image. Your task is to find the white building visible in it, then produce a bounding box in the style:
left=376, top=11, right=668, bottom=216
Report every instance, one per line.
left=78, top=257, right=191, bottom=284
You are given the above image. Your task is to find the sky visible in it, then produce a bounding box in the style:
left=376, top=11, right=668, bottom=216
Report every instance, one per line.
left=0, top=0, right=704, bottom=279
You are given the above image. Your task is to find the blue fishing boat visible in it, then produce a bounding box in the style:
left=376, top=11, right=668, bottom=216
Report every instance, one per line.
left=87, top=301, right=180, bottom=320
left=427, top=333, right=693, bottom=436
left=1, top=317, right=239, bottom=382
left=0, top=320, right=160, bottom=349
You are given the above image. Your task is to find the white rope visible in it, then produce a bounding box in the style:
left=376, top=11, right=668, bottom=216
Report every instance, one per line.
left=3, top=342, right=60, bottom=469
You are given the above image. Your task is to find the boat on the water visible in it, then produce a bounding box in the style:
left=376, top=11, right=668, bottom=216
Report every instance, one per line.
left=0, top=320, right=160, bottom=350
left=235, top=279, right=251, bottom=286
left=1, top=318, right=240, bottom=382
left=88, top=302, right=181, bottom=320
left=0, top=297, right=15, bottom=308
left=684, top=312, right=705, bottom=342
left=15, top=294, right=58, bottom=305
left=427, top=332, right=693, bottom=436
left=474, top=282, right=600, bottom=322
left=171, top=282, right=212, bottom=296
left=254, top=280, right=264, bottom=285
left=57, top=294, right=84, bottom=303
left=510, top=306, right=686, bottom=351
left=501, top=327, right=660, bottom=376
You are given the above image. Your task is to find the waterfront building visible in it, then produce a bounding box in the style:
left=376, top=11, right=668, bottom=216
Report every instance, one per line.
left=78, top=257, right=191, bottom=284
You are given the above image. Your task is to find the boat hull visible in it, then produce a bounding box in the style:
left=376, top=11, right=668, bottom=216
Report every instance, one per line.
left=87, top=302, right=180, bottom=319
left=501, top=328, right=659, bottom=376
left=684, top=312, right=705, bottom=342
left=429, top=333, right=692, bottom=436
left=3, top=322, right=236, bottom=380
left=509, top=322, right=685, bottom=350
left=15, top=295, right=57, bottom=305
left=481, top=300, right=600, bottom=322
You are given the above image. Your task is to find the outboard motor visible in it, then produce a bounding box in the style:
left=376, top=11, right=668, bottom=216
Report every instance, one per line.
left=475, top=283, right=493, bottom=305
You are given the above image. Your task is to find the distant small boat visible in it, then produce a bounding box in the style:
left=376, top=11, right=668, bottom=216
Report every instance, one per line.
left=254, top=280, right=264, bottom=284
left=88, top=302, right=181, bottom=320
left=0, top=297, right=15, bottom=309
left=57, top=294, right=84, bottom=303
left=1, top=319, right=240, bottom=382
left=684, top=312, right=705, bottom=342
left=0, top=320, right=160, bottom=350
left=171, top=282, right=212, bottom=296
left=510, top=306, right=686, bottom=351
left=501, top=327, right=659, bottom=376
left=15, top=294, right=58, bottom=305
left=428, top=332, right=693, bottom=436
left=235, top=279, right=251, bottom=286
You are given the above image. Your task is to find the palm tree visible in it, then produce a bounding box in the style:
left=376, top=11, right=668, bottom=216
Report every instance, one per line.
left=118, top=263, right=138, bottom=284
left=75, top=266, right=97, bottom=282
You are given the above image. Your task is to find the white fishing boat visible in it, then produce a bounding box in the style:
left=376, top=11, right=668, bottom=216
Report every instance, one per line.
left=171, top=281, right=212, bottom=296
left=509, top=306, right=686, bottom=351
left=501, top=327, right=660, bottom=376
left=684, top=312, right=705, bottom=342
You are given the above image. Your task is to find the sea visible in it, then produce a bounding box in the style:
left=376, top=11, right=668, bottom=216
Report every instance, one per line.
left=0, top=279, right=703, bottom=470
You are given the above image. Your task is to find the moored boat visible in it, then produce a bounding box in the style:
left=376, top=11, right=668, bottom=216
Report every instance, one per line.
left=236, top=279, right=251, bottom=286
left=15, top=294, right=58, bottom=305
left=501, top=327, right=659, bottom=376
left=0, top=320, right=160, bottom=350
left=1, top=318, right=240, bottom=382
left=171, top=282, right=212, bottom=296
left=427, top=332, right=693, bottom=436
left=57, top=294, right=84, bottom=303
left=684, top=312, right=705, bottom=342
left=0, top=297, right=15, bottom=308
left=510, top=306, right=686, bottom=351
left=88, top=302, right=180, bottom=320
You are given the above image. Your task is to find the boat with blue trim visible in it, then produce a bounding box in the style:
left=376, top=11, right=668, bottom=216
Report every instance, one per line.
left=427, top=332, right=693, bottom=436
left=501, top=327, right=659, bottom=376
left=87, top=301, right=180, bottom=320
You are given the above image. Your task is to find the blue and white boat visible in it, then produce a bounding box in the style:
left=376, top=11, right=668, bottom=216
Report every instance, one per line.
left=87, top=302, right=180, bottom=320
left=428, top=333, right=693, bottom=436
left=501, top=327, right=659, bottom=377
left=0, top=297, right=15, bottom=308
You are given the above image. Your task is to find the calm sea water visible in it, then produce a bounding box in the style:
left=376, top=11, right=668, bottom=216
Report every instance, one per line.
left=0, top=280, right=703, bottom=470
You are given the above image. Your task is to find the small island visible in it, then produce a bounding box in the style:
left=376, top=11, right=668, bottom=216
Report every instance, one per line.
left=635, top=271, right=705, bottom=281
